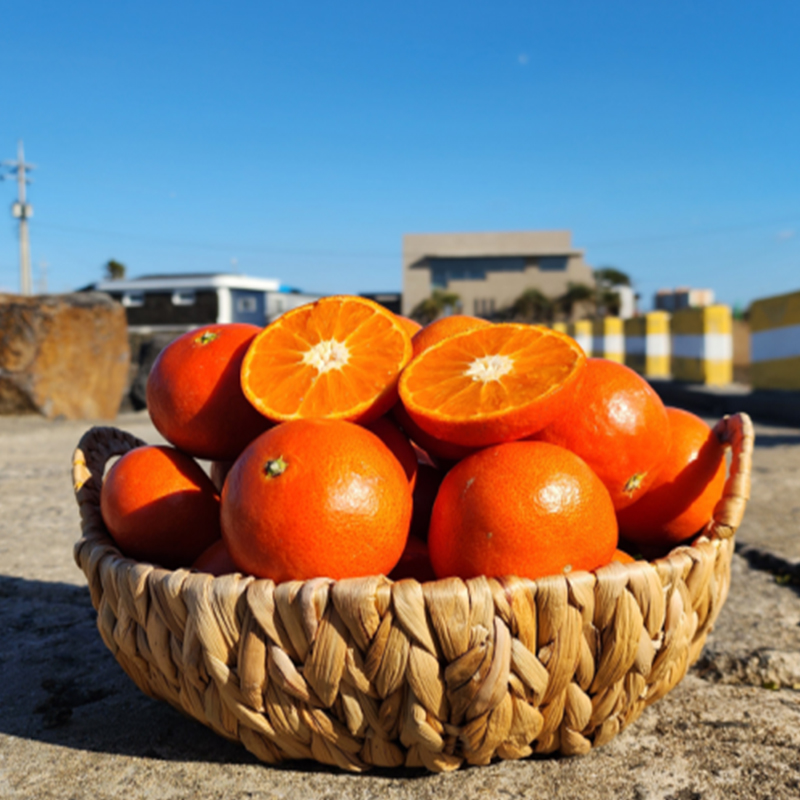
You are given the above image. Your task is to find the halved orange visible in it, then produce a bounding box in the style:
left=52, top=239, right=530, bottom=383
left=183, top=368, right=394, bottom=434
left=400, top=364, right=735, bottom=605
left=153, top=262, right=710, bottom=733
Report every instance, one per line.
left=411, top=314, right=491, bottom=358
left=241, top=295, right=413, bottom=424
left=398, top=324, right=586, bottom=448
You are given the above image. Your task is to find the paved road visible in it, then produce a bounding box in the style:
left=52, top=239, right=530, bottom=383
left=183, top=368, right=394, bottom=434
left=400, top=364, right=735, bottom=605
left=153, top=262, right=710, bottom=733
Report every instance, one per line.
left=1, top=411, right=799, bottom=799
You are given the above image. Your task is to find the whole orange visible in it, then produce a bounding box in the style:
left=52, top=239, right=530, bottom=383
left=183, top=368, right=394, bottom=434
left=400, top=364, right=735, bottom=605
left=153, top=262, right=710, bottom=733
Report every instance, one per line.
left=391, top=402, right=478, bottom=464
left=532, top=358, right=670, bottom=510
left=617, top=407, right=727, bottom=554
left=389, top=534, right=437, bottom=583
left=100, top=445, right=222, bottom=569
left=409, top=462, right=445, bottom=541
left=146, top=323, right=272, bottom=461
left=192, top=538, right=240, bottom=577
left=209, top=459, right=234, bottom=492
left=220, top=419, right=413, bottom=582
left=610, top=548, right=636, bottom=565
left=364, top=415, right=419, bottom=490
left=395, top=314, right=423, bottom=338
left=428, top=441, right=618, bottom=581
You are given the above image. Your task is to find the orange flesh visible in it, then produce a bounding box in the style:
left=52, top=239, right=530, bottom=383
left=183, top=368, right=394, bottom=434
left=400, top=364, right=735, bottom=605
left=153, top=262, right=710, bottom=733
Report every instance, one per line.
left=402, top=325, right=583, bottom=421
left=243, top=296, right=411, bottom=421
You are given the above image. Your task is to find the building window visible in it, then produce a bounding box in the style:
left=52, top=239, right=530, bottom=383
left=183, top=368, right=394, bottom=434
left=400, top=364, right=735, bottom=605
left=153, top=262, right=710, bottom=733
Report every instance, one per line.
left=538, top=256, right=568, bottom=271
left=473, top=298, right=496, bottom=317
left=122, top=292, right=144, bottom=307
left=172, top=290, right=196, bottom=306
left=236, top=296, right=258, bottom=314
left=428, top=257, right=526, bottom=288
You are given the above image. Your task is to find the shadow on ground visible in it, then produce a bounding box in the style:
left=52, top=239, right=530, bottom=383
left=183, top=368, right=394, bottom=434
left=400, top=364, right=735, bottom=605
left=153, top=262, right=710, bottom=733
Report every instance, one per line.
left=0, top=574, right=435, bottom=778
left=0, top=575, right=261, bottom=766
left=733, top=543, right=800, bottom=595
left=751, top=432, right=800, bottom=448
left=649, top=381, right=800, bottom=429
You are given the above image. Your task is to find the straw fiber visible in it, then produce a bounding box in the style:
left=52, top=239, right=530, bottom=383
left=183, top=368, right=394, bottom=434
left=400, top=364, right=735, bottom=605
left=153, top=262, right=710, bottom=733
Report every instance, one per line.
left=72, top=413, right=754, bottom=772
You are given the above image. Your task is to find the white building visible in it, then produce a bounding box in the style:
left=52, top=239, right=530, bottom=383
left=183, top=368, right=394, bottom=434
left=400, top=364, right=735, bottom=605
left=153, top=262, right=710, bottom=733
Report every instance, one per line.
left=615, top=285, right=637, bottom=319
left=92, top=273, right=321, bottom=333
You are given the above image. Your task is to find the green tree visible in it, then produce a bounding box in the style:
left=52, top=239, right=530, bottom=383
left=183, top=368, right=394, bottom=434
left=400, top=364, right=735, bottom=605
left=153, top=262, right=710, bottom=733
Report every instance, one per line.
left=593, top=266, right=632, bottom=317
left=557, top=282, right=595, bottom=319
left=104, top=259, right=126, bottom=280
left=593, top=267, right=631, bottom=288
left=510, top=288, right=554, bottom=323
left=410, top=289, right=461, bottom=325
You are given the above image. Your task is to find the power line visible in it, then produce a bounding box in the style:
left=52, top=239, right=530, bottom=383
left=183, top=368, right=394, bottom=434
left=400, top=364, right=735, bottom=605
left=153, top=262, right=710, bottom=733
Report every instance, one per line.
left=33, top=221, right=399, bottom=260
left=581, top=214, right=800, bottom=249
left=33, top=214, right=800, bottom=260
left=37, top=260, right=48, bottom=294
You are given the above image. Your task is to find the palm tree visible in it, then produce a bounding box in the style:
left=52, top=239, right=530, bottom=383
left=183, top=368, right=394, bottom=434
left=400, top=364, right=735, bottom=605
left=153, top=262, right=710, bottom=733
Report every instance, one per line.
left=104, top=259, right=126, bottom=280
left=510, top=288, right=554, bottom=323
left=410, top=290, right=461, bottom=325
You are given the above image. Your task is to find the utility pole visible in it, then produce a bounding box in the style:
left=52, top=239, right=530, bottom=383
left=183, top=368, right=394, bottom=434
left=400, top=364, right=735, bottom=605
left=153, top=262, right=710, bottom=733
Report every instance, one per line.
left=1, top=141, right=36, bottom=295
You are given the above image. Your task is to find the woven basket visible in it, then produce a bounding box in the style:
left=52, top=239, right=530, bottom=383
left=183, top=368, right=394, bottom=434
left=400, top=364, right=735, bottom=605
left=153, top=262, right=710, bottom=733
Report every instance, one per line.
left=72, top=413, right=754, bottom=772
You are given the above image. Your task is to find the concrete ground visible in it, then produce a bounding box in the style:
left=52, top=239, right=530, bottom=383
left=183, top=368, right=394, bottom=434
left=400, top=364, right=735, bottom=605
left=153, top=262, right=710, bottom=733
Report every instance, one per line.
left=1, top=409, right=799, bottom=800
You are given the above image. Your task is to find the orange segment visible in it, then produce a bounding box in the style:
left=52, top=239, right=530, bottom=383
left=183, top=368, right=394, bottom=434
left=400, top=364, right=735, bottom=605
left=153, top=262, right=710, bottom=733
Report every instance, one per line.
left=242, top=295, right=413, bottom=423
left=398, top=323, right=586, bottom=447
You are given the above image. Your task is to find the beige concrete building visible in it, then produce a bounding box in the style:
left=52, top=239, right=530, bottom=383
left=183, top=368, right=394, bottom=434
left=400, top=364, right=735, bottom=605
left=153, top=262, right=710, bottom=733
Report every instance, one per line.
left=402, top=230, right=595, bottom=318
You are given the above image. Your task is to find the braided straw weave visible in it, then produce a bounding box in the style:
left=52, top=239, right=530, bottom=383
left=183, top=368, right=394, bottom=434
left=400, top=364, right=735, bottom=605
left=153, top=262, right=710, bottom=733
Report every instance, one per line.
left=72, top=413, right=754, bottom=772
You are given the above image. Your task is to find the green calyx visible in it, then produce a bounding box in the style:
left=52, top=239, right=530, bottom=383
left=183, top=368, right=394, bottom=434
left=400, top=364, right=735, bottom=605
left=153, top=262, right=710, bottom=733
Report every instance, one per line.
left=623, top=472, right=645, bottom=495
left=264, top=456, right=288, bottom=478
left=196, top=331, right=219, bottom=346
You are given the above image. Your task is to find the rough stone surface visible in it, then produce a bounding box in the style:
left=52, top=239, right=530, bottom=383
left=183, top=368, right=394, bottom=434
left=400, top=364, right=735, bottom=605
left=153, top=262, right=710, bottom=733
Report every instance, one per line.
left=1, top=412, right=799, bottom=798
left=0, top=292, right=130, bottom=420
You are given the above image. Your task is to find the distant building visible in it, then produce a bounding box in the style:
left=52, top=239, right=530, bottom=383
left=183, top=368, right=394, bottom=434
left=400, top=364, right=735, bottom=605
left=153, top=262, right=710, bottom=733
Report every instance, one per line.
left=615, top=285, right=637, bottom=319
left=91, top=273, right=321, bottom=333
left=360, top=292, right=402, bottom=314
left=654, top=287, right=715, bottom=313
left=402, top=231, right=595, bottom=318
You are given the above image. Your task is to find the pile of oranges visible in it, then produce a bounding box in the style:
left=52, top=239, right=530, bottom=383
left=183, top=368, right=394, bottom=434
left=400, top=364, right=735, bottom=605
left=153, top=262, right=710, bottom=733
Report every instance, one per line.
left=99, top=295, right=728, bottom=584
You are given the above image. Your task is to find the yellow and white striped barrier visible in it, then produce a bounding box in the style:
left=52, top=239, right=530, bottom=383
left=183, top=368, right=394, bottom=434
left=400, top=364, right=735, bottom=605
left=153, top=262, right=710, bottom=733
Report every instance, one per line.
left=624, top=311, right=671, bottom=378
left=568, top=320, right=592, bottom=357
left=671, top=305, right=732, bottom=385
left=749, top=289, right=800, bottom=390
left=591, top=317, right=624, bottom=363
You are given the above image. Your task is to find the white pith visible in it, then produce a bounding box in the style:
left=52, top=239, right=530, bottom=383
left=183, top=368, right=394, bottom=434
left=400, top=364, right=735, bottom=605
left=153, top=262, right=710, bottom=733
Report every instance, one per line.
left=303, top=339, right=350, bottom=373
left=464, top=354, right=514, bottom=382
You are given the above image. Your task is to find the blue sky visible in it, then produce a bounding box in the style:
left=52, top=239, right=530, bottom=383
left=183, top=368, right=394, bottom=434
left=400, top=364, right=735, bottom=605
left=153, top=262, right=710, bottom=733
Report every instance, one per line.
left=1, top=1, right=798, bottom=311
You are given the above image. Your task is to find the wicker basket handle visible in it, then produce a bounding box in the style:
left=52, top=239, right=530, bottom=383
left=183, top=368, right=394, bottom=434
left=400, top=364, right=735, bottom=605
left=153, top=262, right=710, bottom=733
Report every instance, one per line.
left=704, top=412, right=754, bottom=540
left=72, top=425, right=148, bottom=511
